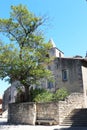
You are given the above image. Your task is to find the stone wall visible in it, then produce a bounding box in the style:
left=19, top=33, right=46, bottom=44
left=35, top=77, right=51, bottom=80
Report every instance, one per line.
left=36, top=93, right=84, bottom=125
left=2, top=87, right=11, bottom=111
left=53, top=58, right=83, bottom=93
left=58, top=93, right=84, bottom=124
left=82, top=66, right=87, bottom=107
left=8, top=102, right=36, bottom=125
left=36, top=102, right=59, bottom=124
left=8, top=93, right=84, bottom=125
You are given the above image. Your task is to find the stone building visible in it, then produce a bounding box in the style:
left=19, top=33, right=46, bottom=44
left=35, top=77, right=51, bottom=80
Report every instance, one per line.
left=2, top=81, right=24, bottom=111
left=0, top=97, right=2, bottom=114
left=2, top=39, right=87, bottom=110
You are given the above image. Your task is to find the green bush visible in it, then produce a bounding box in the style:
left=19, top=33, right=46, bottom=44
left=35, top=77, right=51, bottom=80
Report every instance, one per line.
left=53, top=88, right=68, bottom=101
left=30, top=87, right=53, bottom=102
left=34, top=90, right=53, bottom=103
left=16, top=87, right=69, bottom=103
left=29, top=87, right=68, bottom=103
left=30, top=88, right=46, bottom=101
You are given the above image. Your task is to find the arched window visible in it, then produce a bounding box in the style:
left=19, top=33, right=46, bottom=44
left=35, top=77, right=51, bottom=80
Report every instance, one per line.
left=62, top=69, right=68, bottom=81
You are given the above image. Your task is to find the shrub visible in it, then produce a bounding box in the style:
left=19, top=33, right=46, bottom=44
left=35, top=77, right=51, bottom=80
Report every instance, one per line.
left=30, top=87, right=68, bottom=103
left=30, top=88, right=53, bottom=103
left=34, top=90, right=53, bottom=103
left=16, top=87, right=69, bottom=103
left=53, top=88, right=68, bottom=101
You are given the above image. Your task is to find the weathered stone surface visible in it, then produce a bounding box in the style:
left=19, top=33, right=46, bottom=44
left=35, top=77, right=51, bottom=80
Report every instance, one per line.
left=36, top=93, right=84, bottom=125
left=36, top=102, right=59, bottom=124
left=8, top=93, right=84, bottom=125
left=58, top=93, right=84, bottom=124
left=8, top=102, right=36, bottom=125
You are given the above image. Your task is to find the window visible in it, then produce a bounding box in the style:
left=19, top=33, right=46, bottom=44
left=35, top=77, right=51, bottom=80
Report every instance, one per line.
left=48, top=82, right=53, bottom=89
left=62, top=69, right=68, bottom=81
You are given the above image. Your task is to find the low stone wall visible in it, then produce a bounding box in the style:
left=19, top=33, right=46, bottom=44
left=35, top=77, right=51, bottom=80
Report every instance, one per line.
left=8, top=93, right=84, bottom=125
left=36, top=102, right=59, bottom=124
left=58, top=93, right=84, bottom=124
left=36, top=93, right=84, bottom=125
left=8, top=102, right=36, bottom=125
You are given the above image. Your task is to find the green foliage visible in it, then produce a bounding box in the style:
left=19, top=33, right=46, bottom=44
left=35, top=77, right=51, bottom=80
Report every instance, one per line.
left=32, top=88, right=53, bottom=103
left=30, top=87, right=46, bottom=101
left=0, top=5, right=53, bottom=102
left=53, top=88, right=69, bottom=101
left=29, top=88, right=68, bottom=103
left=34, top=91, right=53, bottom=103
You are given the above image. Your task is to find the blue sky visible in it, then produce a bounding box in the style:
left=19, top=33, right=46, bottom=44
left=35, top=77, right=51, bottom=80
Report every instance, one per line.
left=0, top=0, right=87, bottom=96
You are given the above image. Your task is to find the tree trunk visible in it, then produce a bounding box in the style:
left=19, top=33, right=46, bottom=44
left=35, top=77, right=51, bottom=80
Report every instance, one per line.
left=24, top=86, right=30, bottom=102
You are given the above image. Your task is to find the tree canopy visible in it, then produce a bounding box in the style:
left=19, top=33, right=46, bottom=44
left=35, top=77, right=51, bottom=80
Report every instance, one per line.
left=0, top=4, right=53, bottom=101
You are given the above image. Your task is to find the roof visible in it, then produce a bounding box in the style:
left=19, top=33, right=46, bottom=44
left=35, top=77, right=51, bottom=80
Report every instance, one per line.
left=49, top=38, right=64, bottom=54
left=49, top=38, right=56, bottom=47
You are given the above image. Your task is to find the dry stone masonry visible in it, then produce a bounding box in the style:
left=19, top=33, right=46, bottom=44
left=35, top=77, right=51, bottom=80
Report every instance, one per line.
left=8, top=93, right=84, bottom=125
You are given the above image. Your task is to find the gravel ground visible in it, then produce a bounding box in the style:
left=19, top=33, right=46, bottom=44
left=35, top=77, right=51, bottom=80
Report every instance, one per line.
left=1, top=118, right=87, bottom=130
left=0, top=118, right=61, bottom=130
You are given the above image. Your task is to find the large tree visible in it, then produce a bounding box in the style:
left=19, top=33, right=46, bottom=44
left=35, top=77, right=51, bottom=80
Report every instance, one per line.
left=0, top=5, right=53, bottom=102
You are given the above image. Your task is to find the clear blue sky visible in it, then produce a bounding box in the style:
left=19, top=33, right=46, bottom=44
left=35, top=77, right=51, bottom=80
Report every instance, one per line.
left=0, top=0, right=87, bottom=96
